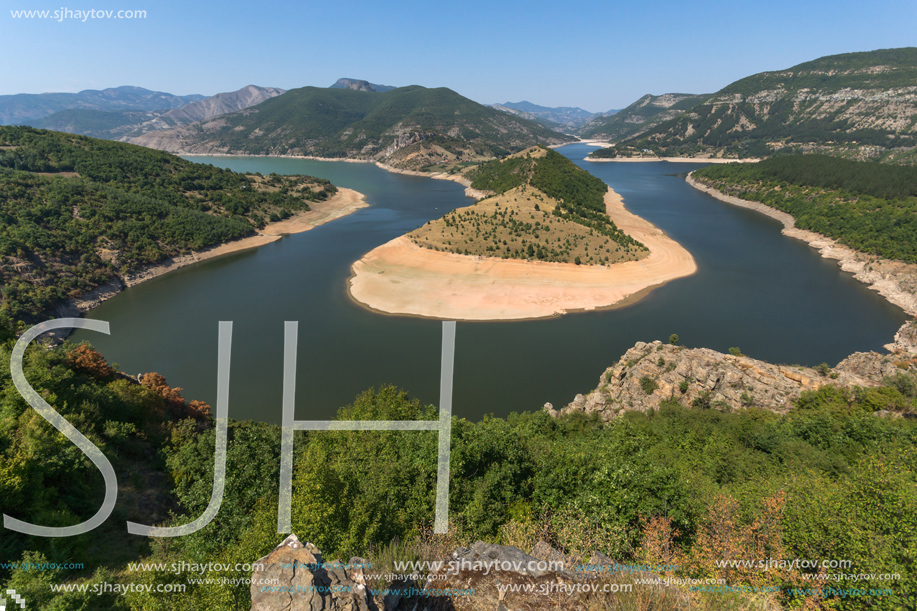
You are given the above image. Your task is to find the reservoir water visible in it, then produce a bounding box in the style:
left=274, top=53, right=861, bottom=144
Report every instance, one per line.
left=72, top=144, right=908, bottom=423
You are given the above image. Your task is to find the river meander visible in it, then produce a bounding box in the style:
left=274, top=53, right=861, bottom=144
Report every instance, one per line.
left=72, top=144, right=908, bottom=423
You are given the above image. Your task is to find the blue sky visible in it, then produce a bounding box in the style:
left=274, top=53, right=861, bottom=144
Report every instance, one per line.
left=2, top=0, right=914, bottom=111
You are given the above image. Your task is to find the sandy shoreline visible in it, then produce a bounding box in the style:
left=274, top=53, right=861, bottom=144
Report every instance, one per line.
left=573, top=139, right=612, bottom=147
left=686, top=173, right=917, bottom=318
left=588, top=156, right=761, bottom=164
left=373, top=162, right=489, bottom=199
left=347, top=188, right=697, bottom=321
left=64, top=187, right=368, bottom=316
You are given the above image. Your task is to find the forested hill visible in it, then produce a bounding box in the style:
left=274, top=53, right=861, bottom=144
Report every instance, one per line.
left=3, top=320, right=916, bottom=610
left=0, top=126, right=336, bottom=322
left=409, top=146, right=646, bottom=264
left=127, top=85, right=575, bottom=170
left=692, top=155, right=917, bottom=262
left=614, top=48, right=917, bottom=163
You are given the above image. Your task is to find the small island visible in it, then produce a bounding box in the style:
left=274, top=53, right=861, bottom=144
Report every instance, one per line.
left=348, top=147, right=696, bottom=320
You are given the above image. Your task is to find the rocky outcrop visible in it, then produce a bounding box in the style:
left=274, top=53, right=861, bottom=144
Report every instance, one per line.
left=556, top=340, right=897, bottom=421
left=250, top=534, right=371, bottom=611
left=248, top=538, right=685, bottom=611
left=330, top=79, right=395, bottom=93
left=836, top=351, right=913, bottom=382
left=886, top=321, right=917, bottom=355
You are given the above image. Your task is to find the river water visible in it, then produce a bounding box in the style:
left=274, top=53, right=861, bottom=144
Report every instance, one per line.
left=72, top=144, right=907, bottom=423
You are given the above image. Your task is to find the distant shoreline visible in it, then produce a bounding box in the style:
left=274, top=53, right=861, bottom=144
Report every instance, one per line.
left=346, top=187, right=697, bottom=321
left=686, top=172, right=917, bottom=318
left=60, top=187, right=368, bottom=322
left=588, top=156, right=761, bottom=164
left=183, top=152, right=489, bottom=199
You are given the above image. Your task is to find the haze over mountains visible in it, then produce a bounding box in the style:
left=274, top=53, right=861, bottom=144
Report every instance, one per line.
left=128, top=85, right=574, bottom=170
left=5, top=47, right=917, bottom=168
left=0, top=86, right=204, bottom=124
left=24, top=85, right=285, bottom=140
left=579, top=93, right=709, bottom=142
left=489, top=101, right=615, bottom=132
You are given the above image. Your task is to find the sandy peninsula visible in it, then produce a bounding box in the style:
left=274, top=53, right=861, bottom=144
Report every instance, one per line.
left=347, top=188, right=696, bottom=320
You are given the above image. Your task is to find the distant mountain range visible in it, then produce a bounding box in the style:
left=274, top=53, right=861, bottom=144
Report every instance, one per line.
left=27, top=85, right=285, bottom=140
left=128, top=85, right=574, bottom=170
left=330, top=78, right=395, bottom=93
left=578, top=93, right=709, bottom=141
left=490, top=101, right=614, bottom=132
left=11, top=48, right=916, bottom=169
left=0, top=86, right=204, bottom=124
left=148, top=85, right=286, bottom=125
left=612, top=47, right=917, bottom=163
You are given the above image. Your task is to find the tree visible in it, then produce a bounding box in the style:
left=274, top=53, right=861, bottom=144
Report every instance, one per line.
left=668, top=334, right=679, bottom=345
left=67, top=344, right=114, bottom=380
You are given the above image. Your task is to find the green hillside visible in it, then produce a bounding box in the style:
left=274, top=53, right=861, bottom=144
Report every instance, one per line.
left=129, top=86, right=574, bottom=170
left=0, top=126, right=336, bottom=322
left=617, top=48, right=917, bottom=162
left=693, top=155, right=917, bottom=261
left=720, top=47, right=917, bottom=96
left=5, top=330, right=914, bottom=611
left=579, top=93, right=708, bottom=143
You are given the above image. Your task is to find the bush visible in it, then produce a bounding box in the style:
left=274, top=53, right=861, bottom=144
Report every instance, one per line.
left=640, top=376, right=659, bottom=395
left=692, top=391, right=712, bottom=409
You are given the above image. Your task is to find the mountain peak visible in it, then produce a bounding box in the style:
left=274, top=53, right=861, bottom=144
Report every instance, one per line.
left=329, top=78, right=395, bottom=93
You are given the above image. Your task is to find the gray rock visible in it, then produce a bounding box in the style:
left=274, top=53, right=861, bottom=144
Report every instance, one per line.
left=835, top=351, right=905, bottom=381
left=452, top=541, right=548, bottom=577
left=556, top=340, right=900, bottom=421
left=250, top=535, right=371, bottom=611
left=885, top=321, right=917, bottom=355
